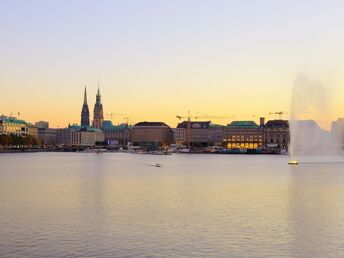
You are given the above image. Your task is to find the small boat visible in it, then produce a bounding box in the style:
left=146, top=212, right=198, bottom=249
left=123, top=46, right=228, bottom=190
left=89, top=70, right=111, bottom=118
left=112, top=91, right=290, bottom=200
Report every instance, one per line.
left=288, top=160, right=299, bottom=165
left=154, top=163, right=161, bottom=167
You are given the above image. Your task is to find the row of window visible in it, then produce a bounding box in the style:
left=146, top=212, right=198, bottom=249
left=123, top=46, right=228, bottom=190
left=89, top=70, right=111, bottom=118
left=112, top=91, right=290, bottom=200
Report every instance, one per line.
left=227, top=143, right=263, bottom=149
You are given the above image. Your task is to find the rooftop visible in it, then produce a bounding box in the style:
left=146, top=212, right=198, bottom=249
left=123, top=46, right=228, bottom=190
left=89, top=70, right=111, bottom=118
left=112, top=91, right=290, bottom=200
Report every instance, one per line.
left=102, top=120, right=129, bottom=132
left=177, top=121, right=211, bottom=129
left=134, top=121, right=170, bottom=127
left=227, top=121, right=258, bottom=128
left=68, top=124, right=103, bottom=133
left=0, top=117, right=27, bottom=125
left=209, top=124, right=224, bottom=128
left=265, top=120, right=289, bottom=128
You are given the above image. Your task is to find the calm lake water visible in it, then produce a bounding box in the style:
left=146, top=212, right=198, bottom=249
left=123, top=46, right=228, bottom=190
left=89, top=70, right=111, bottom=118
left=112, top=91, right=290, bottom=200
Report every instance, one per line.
left=1, top=153, right=344, bottom=257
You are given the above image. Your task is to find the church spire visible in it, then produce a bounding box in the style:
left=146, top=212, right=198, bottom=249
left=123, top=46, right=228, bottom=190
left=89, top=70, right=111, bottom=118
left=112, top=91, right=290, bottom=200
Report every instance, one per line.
left=84, top=86, right=88, bottom=104
left=93, top=79, right=104, bottom=129
left=81, top=86, right=90, bottom=127
left=96, top=79, right=102, bottom=104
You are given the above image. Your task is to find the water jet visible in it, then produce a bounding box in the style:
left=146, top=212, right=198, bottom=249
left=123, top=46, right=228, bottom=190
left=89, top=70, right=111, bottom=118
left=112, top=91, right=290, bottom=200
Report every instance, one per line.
left=288, top=75, right=341, bottom=164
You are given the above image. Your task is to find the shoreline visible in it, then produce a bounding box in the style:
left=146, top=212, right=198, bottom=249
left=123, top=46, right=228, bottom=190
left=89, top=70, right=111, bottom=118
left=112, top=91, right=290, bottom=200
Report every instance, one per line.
left=0, top=148, right=287, bottom=155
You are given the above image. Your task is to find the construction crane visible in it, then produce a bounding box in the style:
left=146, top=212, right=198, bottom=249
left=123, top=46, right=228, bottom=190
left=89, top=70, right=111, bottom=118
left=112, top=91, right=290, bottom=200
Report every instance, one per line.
left=176, top=111, right=229, bottom=146
left=269, top=111, right=287, bottom=119
left=106, top=113, right=126, bottom=123
left=123, top=117, right=130, bottom=125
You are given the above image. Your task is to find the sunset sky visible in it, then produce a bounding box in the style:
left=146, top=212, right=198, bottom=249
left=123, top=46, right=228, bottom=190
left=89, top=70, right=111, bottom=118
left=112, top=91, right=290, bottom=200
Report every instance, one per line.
left=1, top=0, right=344, bottom=127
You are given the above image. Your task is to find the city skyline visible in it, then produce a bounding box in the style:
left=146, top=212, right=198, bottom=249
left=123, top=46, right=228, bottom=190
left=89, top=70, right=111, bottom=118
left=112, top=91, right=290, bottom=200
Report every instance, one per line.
left=1, top=1, right=344, bottom=127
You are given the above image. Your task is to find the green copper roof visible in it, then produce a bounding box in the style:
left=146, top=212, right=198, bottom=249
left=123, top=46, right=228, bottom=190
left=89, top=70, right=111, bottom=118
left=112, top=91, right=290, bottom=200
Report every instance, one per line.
left=227, top=121, right=258, bottom=128
left=68, top=124, right=103, bottom=133
left=102, top=120, right=128, bottom=132
left=209, top=124, right=224, bottom=128
left=0, top=117, right=27, bottom=125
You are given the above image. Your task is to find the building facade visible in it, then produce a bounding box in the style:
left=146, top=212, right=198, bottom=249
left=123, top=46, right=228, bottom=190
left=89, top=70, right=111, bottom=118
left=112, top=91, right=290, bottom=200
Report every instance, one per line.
left=263, top=120, right=289, bottom=150
left=102, top=121, right=131, bottom=146
left=131, top=122, right=172, bottom=146
left=38, top=128, right=57, bottom=145
left=92, top=87, right=104, bottom=129
left=56, top=125, right=105, bottom=146
left=176, top=121, right=211, bottom=146
left=223, top=121, right=264, bottom=150
left=209, top=124, right=224, bottom=145
left=0, top=116, right=28, bottom=136
left=81, top=87, right=90, bottom=126
left=35, top=121, right=49, bottom=129
left=27, top=123, right=39, bottom=139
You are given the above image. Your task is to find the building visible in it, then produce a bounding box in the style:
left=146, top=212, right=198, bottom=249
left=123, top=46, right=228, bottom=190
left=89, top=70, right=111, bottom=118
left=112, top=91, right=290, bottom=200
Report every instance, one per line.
left=56, top=125, right=105, bottom=146
left=0, top=116, right=28, bottom=136
left=35, top=121, right=49, bottom=129
left=38, top=128, right=57, bottom=145
left=176, top=121, right=211, bottom=146
left=209, top=124, right=224, bottom=145
left=223, top=121, right=264, bottom=150
left=102, top=120, right=131, bottom=146
left=92, top=87, right=104, bottom=129
left=56, top=128, right=72, bottom=146
left=264, top=120, right=289, bottom=150
left=81, top=87, right=90, bottom=126
left=35, top=121, right=57, bottom=145
left=131, top=121, right=172, bottom=146
left=27, top=123, right=39, bottom=139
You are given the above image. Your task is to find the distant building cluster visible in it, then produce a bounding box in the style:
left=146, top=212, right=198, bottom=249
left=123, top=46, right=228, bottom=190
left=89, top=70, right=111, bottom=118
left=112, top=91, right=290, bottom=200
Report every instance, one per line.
left=1, top=87, right=344, bottom=153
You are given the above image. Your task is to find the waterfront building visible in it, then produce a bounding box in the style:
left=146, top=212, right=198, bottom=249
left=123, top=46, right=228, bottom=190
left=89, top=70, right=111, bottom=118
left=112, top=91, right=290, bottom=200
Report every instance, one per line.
left=35, top=121, right=49, bottom=129
left=38, top=128, right=57, bottom=145
left=0, top=116, right=3, bottom=134
left=223, top=121, right=264, bottom=149
left=209, top=124, right=224, bottom=145
left=56, top=128, right=72, bottom=146
left=175, top=121, right=224, bottom=146
left=27, top=123, right=39, bottom=139
left=56, top=125, right=104, bottom=146
left=176, top=121, right=211, bottom=146
left=175, top=125, right=185, bottom=145
left=131, top=121, right=172, bottom=146
left=0, top=116, right=28, bottom=136
left=92, top=87, right=104, bottom=129
left=263, top=120, right=289, bottom=150
left=102, top=120, right=131, bottom=146
left=81, top=87, right=90, bottom=126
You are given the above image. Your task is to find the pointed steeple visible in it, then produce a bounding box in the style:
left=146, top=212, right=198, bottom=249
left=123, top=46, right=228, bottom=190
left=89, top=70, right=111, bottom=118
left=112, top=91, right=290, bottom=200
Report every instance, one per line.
left=97, top=78, right=101, bottom=97
left=84, top=85, right=87, bottom=104
left=93, top=78, right=104, bottom=129
left=84, top=86, right=88, bottom=104
left=95, top=79, right=102, bottom=104
left=81, top=86, right=90, bottom=126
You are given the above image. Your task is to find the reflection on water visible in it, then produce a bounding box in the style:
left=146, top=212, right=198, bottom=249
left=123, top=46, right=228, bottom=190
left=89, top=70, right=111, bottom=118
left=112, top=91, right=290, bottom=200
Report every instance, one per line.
left=0, top=153, right=344, bottom=257
left=289, top=163, right=344, bottom=257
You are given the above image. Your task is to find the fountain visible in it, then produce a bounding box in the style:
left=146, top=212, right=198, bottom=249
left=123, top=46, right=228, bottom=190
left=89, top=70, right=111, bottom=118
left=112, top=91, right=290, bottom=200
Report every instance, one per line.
left=289, top=75, right=342, bottom=165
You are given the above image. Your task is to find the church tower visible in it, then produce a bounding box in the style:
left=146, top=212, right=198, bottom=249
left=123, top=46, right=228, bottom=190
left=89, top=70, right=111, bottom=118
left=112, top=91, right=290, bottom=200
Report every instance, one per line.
left=81, top=86, right=90, bottom=126
left=92, top=83, right=104, bottom=129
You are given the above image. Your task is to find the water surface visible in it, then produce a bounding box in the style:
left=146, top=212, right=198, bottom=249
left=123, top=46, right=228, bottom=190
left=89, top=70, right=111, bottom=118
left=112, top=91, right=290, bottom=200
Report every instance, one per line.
left=1, top=153, right=344, bottom=257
